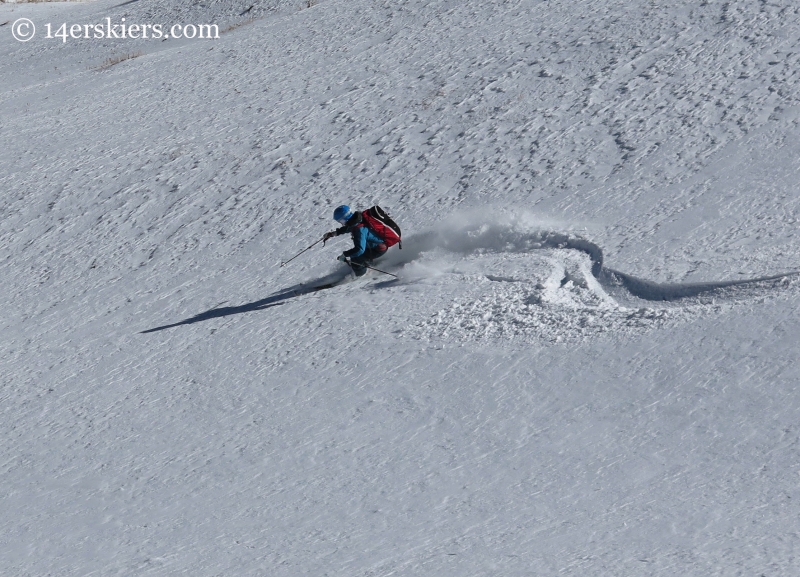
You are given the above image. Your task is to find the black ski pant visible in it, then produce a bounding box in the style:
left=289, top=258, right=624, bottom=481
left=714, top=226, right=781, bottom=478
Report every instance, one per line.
left=350, top=246, right=387, bottom=276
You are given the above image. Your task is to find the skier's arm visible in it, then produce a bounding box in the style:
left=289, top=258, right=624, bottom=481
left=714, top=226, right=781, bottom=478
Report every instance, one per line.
left=343, top=227, right=367, bottom=259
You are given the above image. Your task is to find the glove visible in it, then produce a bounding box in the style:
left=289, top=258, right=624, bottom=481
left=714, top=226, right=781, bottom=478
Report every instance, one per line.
left=323, top=231, right=336, bottom=242
left=337, top=254, right=349, bottom=263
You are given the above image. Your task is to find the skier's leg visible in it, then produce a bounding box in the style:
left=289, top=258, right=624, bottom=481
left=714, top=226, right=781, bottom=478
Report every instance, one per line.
left=351, top=247, right=387, bottom=277
left=349, top=255, right=369, bottom=276
left=363, top=246, right=387, bottom=264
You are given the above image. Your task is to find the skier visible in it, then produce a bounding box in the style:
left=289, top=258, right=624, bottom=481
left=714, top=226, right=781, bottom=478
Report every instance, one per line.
left=323, top=205, right=398, bottom=277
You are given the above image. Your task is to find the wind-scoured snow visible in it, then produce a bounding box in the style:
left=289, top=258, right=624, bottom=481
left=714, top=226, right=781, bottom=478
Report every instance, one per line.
left=1, top=0, right=799, bottom=575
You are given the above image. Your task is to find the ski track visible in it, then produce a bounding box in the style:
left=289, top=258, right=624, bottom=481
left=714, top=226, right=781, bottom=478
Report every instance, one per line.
left=400, top=220, right=798, bottom=344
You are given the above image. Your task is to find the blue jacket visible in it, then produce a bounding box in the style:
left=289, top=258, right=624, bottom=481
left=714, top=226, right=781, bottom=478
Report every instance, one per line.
left=335, top=213, right=385, bottom=259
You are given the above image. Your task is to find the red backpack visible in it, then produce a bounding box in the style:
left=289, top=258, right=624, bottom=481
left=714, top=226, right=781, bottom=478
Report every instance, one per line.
left=361, top=206, right=402, bottom=249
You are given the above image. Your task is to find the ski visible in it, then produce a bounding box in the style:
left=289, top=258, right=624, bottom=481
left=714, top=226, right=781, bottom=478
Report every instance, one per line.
left=292, top=282, right=338, bottom=297
left=309, top=282, right=337, bottom=292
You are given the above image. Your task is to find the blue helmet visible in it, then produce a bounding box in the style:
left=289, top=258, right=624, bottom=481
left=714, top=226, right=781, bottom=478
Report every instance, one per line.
left=333, top=205, right=353, bottom=224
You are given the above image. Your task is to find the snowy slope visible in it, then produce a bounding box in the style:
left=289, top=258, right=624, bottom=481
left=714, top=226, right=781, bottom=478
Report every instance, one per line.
left=1, top=0, right=799, bottom=575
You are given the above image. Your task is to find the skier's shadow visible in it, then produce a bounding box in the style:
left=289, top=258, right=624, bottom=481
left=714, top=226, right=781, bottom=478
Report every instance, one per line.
left=140, top=279, right=339, bottom=334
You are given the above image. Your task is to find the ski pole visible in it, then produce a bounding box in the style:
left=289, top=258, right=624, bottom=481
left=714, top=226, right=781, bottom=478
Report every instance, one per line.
left=364, top=263, right=398, bottom=278
left=280, top=237, right=325, bottom=267
left=345, top=259, right=398, bottom=279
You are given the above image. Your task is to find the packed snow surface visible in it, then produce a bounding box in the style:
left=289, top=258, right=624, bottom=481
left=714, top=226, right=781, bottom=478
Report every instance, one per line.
left=1, top=0, right=799, bottom=575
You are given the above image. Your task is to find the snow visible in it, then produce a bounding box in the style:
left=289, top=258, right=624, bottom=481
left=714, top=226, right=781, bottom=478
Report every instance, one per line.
left=1, top=0, right=799, bottom=575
